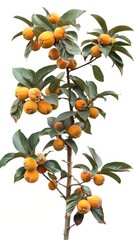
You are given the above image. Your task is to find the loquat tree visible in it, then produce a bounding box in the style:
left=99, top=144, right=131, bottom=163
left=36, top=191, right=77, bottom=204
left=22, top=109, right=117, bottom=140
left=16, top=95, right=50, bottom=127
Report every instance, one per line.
left=0, top=7, right=133, bottom=240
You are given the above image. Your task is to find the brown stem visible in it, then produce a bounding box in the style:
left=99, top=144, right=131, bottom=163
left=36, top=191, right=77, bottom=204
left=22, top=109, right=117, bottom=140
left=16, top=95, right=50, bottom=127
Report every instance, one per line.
left=64, top=145, right=73, bottom=240
left=69, top=57, right=98, bottom=73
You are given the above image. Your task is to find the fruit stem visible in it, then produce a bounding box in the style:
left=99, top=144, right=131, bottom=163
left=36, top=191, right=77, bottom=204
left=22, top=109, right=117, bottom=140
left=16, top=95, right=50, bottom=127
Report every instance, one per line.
left=69, top=57, right=97, bottom=72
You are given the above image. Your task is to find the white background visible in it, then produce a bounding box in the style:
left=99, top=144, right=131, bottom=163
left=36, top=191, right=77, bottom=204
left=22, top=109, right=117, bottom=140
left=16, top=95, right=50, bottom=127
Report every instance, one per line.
left=0, top=0, right=134, bottom=239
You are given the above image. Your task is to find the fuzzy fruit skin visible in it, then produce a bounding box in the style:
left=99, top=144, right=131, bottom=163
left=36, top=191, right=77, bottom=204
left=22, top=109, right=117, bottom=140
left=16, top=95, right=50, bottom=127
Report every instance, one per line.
left=77, top=199, right=91, bottom=214
left=23, top=100, right=38, bottom=114
left=93, top=174, right=105, bottom=186
left=22, top=27, right=34, bottom=40
left=24, top=170, right=39, bottom=183
left=87, top=195, right=102, bottom=208
left=68, top=59, right=77, bottom=69
left=75, top=99, right=87, bottom=111
left=90, top=45, right=102, bottom=58
left=53, top=138, right=65, bottom=151
left=54, top=27, right=66, bottom=40
left=98, top=34, right=111, bottom=46
left=45, top=87, right=59, bottom=95
left=74, top=187, right=83, bottom=194
left=56, top=58, right=69, bottom=69
left=31, top=40, right=41, bottom=51
left=15, top=86, right=29, bottom=100
left=47, top=13, right=60, bottom=24
left=68, top=124, right=82, bottom=138
left=28, top=88, right=42, bottom=101
left=36, top=153, right=47, bottom=165
left=54, top=121, right=64, bottom=132
left=24, top=157, right=37, bottom=171
left=48, top=180, right=58, bottom=190
left=37, top=165, right=47, bottom=174
left=80, top=170, right=92, bottom=182
left=89, top=107, right=99, bottom=119
left=38, top=31, right=55, bottom=48
left=48, top=47, right=60, bottom=60
left=37, top=100, right=53, bottom=114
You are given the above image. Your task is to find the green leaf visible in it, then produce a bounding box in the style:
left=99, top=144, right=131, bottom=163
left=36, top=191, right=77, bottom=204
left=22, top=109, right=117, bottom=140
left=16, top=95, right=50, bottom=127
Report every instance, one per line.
left=12, top=130, right=31, bottom=155
left=60, top=170, right=68, bottom=179
left=73, top=164, right=91, bottom=171
left=43, top=160, right=62, bottom=173
left=74, top=212, right=84, bottom=225
left=65, top=139, right=78, bottom=154
left=101, top=161, right=132, bottom=172
left=91, top=14, right=108, bottom=33
left=14, top=167, right=26, bottom=183
left=66, top=31, right=78, bottom=41
left=12, top=31, right=23, bottom=41
left=92, top=65, right=104, bottom=82
left=77, top=110, right=89, bottom=122
left=109, top=52, right=124, bottom=75
left=0, top=152, right=26, bottom=168
left=61, top=9, right=86, bottom=22
left=109, top=25, right=133, bottom=35
left=28, top=132, right=40, bottom=152
left=70, top=75, right=89, bottom=95
left=32, top=14, right=54, bottom=31
left=82, top=43, right=94, bottom=60
left=83, top=153, right=98, bottom=175
left=66, top=192, right=82, bottom=214
left=12, top=68, right=35, bottom=88
left=112, top=45, right=133, bottom=60
left=96, top=107, right=106, bottom=118
left=91, top=206, right=106, bottom=224
left=87, top=31, right=100, bottom=37
left=35, top=65, right=57, bottom=85
left=83, top=119, right=92, bottom=135
left=88, top=147, right=102, bottom=168
left=43, top=139, right=54, bottom=151
left=10, top=99, right=23, bottom=122
left=40, top=75, right=56, bottom=90
left=86, top=81, right=98, bottom=99
left=56, top=111, right=74, bottom=122
left=99, top=170, right=121, bottom=183
left=62, top=38, right=81, bottom=56
left=14, top=15, right=32, bottom=26
left=47, top=117, right=56, bottom=128
left=24, top=41, right=32, bottom=59
left=116, top=35, right=131, bottom=45
left=99, top=45, right=112, bottom=57
left=96, top=90, right=119, bottom=100
left=82, top=185, right=92, bottom=196
left=43, top=94, right=58, bottom=105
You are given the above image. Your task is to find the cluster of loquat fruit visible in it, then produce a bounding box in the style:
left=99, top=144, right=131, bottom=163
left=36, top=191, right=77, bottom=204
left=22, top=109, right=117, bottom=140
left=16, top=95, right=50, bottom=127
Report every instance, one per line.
left=90, top=33, right=117, bottom=58
left=22, top=12, right=77, bottom=70
left=15, top=85, right=59, bottom=115
left=75, top=170, right=105, bottom=215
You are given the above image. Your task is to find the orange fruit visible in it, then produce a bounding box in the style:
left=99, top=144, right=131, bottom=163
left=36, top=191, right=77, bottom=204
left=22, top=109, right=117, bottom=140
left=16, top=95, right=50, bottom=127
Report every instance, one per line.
left=87, top=195, right=102, bottom=208
left=54, top=27, right=66, bottom=40
left=68, top=124, right=82, bottom=138
left=111, top=38, right=117, bottom=44
left=37, top=100, right=53, bottom=114
left=53, top=138, right=65, bottom=151
left=48, top=47, right=60, bottom=60
left=22, top=27, right=34, bottom=40
left=24, top=169, right=39, bottom=183
left=56, top=58, right=69, bottom=69
left=93, top=174, right=105, bottom=186
left=31, top=40, right=41, bottom=51
left=15, top=86, right=29, bottom=100
left=68, top=59, right=77, bottom=69
left=28, top=88, right=42, bottom=101
left=75, top=99, right=87, bottom=111
left=38, top=31, right=55, bottom=48
left=54, top=121, right=64, bottom=132
left=98, top=34, right=111, bottom=46
left=89, top=107, right=99, bottom=119
left=45, top=87, right=59, bottom=95
left=48, top=179, right=58, bottom=190
left=80, top=170, right=92, bottom=182
left=47, top=13, right=60, bottom=24
left=77, top=199, right=91, bottom=214
left=24, top=157, right=37, bottom=171
left=74, top=187, right=83, bottom=194
left=90, top=45, right=102, bottom=58
left=37, top=165, right=47, bottom=174
left=23, top=100, right=38, bottom=114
